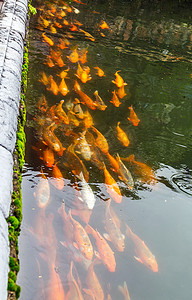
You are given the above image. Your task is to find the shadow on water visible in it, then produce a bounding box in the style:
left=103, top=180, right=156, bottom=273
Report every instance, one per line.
left=18, top=0, right=192, bottom=299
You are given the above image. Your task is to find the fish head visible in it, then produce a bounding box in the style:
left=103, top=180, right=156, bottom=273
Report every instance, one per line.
left=145, top=255, right=158, bottom=272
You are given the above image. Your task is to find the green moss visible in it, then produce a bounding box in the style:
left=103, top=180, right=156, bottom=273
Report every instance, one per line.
left=7, top=216, right=20, bottom=230
left=8, top=271, right=17, bottom=282
left=28, top=3, right=37, bottom=15
left=16, top=285, right=21, bottom=299
left=8, top=279, right=17, bottom=292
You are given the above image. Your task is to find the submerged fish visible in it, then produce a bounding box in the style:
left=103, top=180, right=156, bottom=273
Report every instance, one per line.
left=94, top=91, right=107, bottom=111
left=46, top=263, right=65, bottom=300
left=116, top=154, right=134, bottom=190
left=76, top=172, right=96, bottom=210
left=43, top=147, right=54, bottom=168
left=86, top=259, right=104, bottom=300
left=103, top=163, right=122, bottom=204
left=34, top=167, right=50, bottom=208
left=118, top=282, right=131, bottom=300
left=125, top=224, right=158, bottom=272
left=66, top=261, right=84, bottom=300
left=112, top=71, right=127, bottom=88
left=42, top=122, right=65, bottom=156
left=91, top=126, right=109, bottom=154
left=76, top=131, right=93, bottom=161
left=104, top=199, right=125, bottom=252
left=116, top=122, right=130, bottom=147
left=51, top=163, right=64, bottom=190
left=42, top=32, right=54, bottom=46
left=94, top=66, right=105, bottom=77
left=110, top=90, right=121, bottom=107
left=74, top=81, right=97, bottom=110
left=67, top=48, right=79, bottom=63
left=128, top=105, right=140, bottom=126
left=55, top=100, right=69, bottom=125
left=86, top=224, right=116, bottom=272
left=59, top=78, right=69, bottom=96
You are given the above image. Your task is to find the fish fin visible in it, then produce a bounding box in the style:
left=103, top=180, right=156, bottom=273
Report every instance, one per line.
left=134, top=256, right=143, bottom=264
left=60, top=241, right=67, bottom=248
left=75, top=150, right=81, bottom=154
left=118, top=175, right=123, bottom=181
left=73, top=242, right=79, bottom=250
left=94, top=250, right=101, bottom=259
left=103, top=233, right=111, bottom=241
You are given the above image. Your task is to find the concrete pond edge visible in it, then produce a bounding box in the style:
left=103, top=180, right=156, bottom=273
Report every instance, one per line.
left=0, top=0, right=35, bottom=298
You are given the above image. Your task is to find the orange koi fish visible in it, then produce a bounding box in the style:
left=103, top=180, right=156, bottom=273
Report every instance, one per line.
left=76, top=131, right=93, bottom=161
left=50, top=24, right=57, bottom=34
left=128, top=105, right=140, bottom=126
left=83, top=111, right=94, bottom=128
left=67, top=111, right=80, bottom=127
left=66, top=261, right=84, bottom=300
left=94, top=91, right=107, bottom=111
left=63, top=144, right=89, bottom=182
left=42, top=32, right=54, bottom=46
left=86, top=224, right=116, bottom=272
left=39, top=71, right=49, bottom=86
left=104, top=199, right=125, bottom=252
left=100, top=32, right=105, bottom=37
left=57, top=68, right=69, bottom=79
left=86, top=259, right=104, bottom=300
left=43, top=147, right=54, bottom=167
left=34, top=167, right=50, bottom=208
left=70, top=24, right=78, bottom=31
left=42, top=122, right=65, bottom=156
left=79, top=29, right=95, bottom=41
left=118, top=282, right=131, bottom=300
left=36, top=95, right=48, bottom=113
left=54, top=21, right=62, bottom=28
left=73, top=0, right=86, bottom=4
left=105, top=152, right=119, bottom=173
left=74, top=19, right=83, bottom=26
left=47, top=75, right=59, bottom=95
left=117, top=85, right=127, bottom=99
left=57, top=38, right=68, bottom=49
left=55, top=100, right=69, bottom=125
left=59, top=78, right=69, bottom=96
left=74, top=81, right=97, bottom=110
left=112, top=70, right=127, bottom=88
left=44, top=55, right=55, bottom=68
left=57, top=56, right=65, bottom=68
left=110, top=90, right=121, bottom=107
left=68, top=210, right=93, bottom=260
left=79, top=49, right=88, bottom=64
left=100, top=21, right=109, bottom=30
left=63, top=19, right=69, bottom=26
left=121, top=154, right=156, bottom=184
left=39, top=16, right=50, bottom=28
left=58, top=202, right=74, bottom=243
left=51, top=163, right=64, bottom=190
left=103, top=163, right=122, bottom=204
left=116, top=154, right=134, bottom=189
left=91, top=126, right=109, bottom=154
left=76, top=62, right=84, bottom=78
left=46, top=263, right=65, bottom=300
left=73, top=98, right=84, bottom=119
left=60, top=10, right=66, bottom=18
left=125, top=224, right=158, bottom=272
left=67, top=48, right=79, bottom=63
left=116, top=122, right=130, bottom=147
left=94, top=66, right=105, bottom=77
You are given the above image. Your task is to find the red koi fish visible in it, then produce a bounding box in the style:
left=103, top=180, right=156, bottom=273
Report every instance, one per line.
left=43, top=147, right=54, bottom=168
left=125, top=224, right=158, bottom=272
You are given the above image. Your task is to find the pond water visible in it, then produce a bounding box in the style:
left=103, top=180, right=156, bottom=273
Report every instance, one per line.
left=18, top=0, right=192, bottom=299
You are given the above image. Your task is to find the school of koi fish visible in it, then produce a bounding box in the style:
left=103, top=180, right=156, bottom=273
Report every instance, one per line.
left=31, top=0, right=158, bottom=299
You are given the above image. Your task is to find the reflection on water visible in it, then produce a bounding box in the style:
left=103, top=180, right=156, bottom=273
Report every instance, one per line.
left=18, top=0, right=192, bottom=299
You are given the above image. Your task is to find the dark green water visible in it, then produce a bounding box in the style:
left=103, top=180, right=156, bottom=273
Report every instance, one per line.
left=18, top=0, right=192, bottom=299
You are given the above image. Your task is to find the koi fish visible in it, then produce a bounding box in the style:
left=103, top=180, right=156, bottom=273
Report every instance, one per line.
left=39, top=71, right=49, bottom=86
left=68, top=111, right=80, bottom=127
left=70, top=24, right=78, bottom=31
left=76, top=131, right=93, bottom=161
left=117, top=85, right=127, bottom=99
left=121, top=154, right=156, bottom=184
left=73, top=98, right=85, bottom=119
left=103, top=163, right=122, bottom=203
left=74, top=81, right=97, bottom=110
left=73, top=0, right=86, bottom=4
left=36, top=95, right=48, bottom=113
left=66, top=261, right=84, bottom=300
left=118, top=282, right=131, bottom=300
left=44, top=56, right=55, bottom=68
left=51, top=163, right=64, bottom=190
left=39, top=16, right=50, bottom=28
left=43, top=147, right=54, bottom=167
left=68, top=210, right=93, bottom=260
left=47, top=75, right=59, bottom=95
left=86, top=224, right=116, bottom=272
left=63, top=144, right=89, bottom=182
left=100, top=21, right=109, bottom=30
left=58, top=202, right=74, bottom=243
left=76, top=64, right=92, bottom=83
left=110, top=90, right=121, bottom=107
left=63, top=19, right=69, bottom=26
left=42, top=122, right=65, bottom=156
left=116, top=154, right=134, bottom=189
left=83, top=111, right=94, bottom=128
left=94, top=66, right=105, bottom=77
left=76, top=172, right=96, bottom=210
left=116, top=122, right=130, bottom=147
left=59, top=78, right=69, bottom=96
left=57, top=38, right=68, bottom=49
left=54, top=21, right=62, bottom=28
left=67, top=48, right=79, bottom=63
left=128, top=105, right=140, bottom=126
left=79, top=49, right=88, bottom=64
left=112, top=70, right=127, bottom=88
left=45, top=263, right=65, bottom=300
left=125, top=224, right=158, bottom=272
left=50, top=24, right=57, bottom=34
left=91, top=126, right=109, bottom=154
left=105, top=152, right=119, bottom=173
left=34, top=167, right=50, bottom=208
left=55, top=100, right=69, bottom=125
left=42, top=32, right=54, bottom=46
left=57, top=68, right=69, bottom=79
left=79, top=29, right=95, bottom=41
left=94, top=91, right=107, bottom=111
left=104, top=199, right=125, bottom=252
left=86, top=259, right=104, bottom=300
left=76, top=62, right=84, bottom=78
